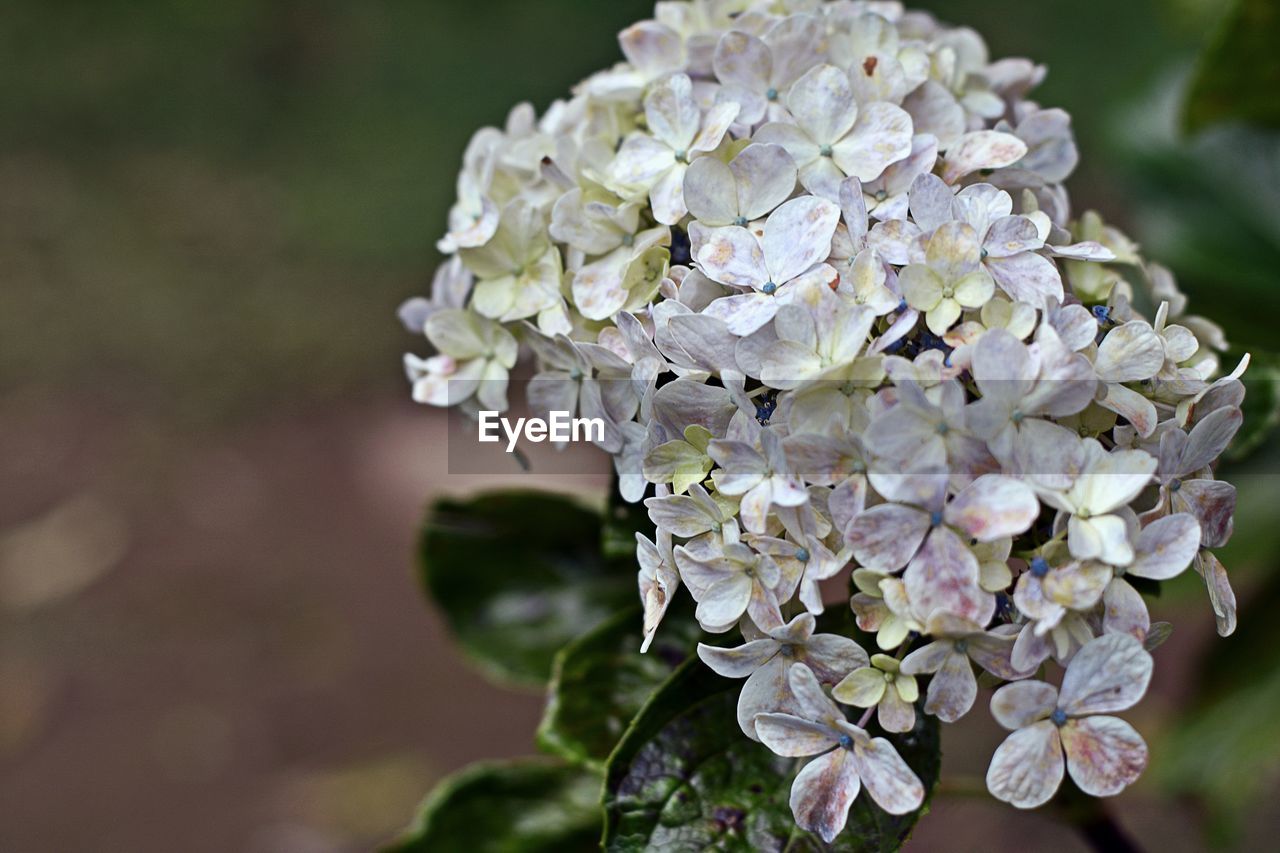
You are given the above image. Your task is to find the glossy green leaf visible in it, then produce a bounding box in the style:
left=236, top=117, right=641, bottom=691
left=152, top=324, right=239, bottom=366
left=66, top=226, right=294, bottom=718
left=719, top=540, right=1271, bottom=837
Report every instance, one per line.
left=384, top=759, right=602, bottom=853
left=603, top=658, right=941, bottom=852
left=420, top=491, right=634, bottom=687
left=1184, top=0, right=1280, bottom=132
left=537, top=602, right=704, bottom=770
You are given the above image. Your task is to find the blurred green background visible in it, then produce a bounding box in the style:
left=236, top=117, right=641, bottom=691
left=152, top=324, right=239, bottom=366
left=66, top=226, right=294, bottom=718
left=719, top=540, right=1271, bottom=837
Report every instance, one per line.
left=1, top=1, right=1277, bottom=851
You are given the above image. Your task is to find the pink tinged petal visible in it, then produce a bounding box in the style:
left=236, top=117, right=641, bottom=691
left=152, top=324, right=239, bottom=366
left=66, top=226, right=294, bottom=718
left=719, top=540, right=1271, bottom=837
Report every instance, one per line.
left=696, top=225, right=768, bottom=288
left=1098, top=383, right=1158, bottom=439
left=991, top=680, right=1058, bottom=730
left=786, top=64, right=857, bottom=145
left=1102, top=577, right=1150, bottom=642
left=904, top=528, right=993, bottom=626
left=697, top=639, right=779, bottom=678
left=747, top=577, right=785, bottom=633
left=790, top=747, right=862, bottom=844
left=853, top=737, right=925, bottom=815
left=1094, top=322, right=1165, bottom=382
left=739, top=480, right=774, bottom=534
left=831, top=102, right=914, bottom=183
left=924, top=651, right=978, bottom=722
left=1197, top=551, right=1237, bottom=637
left=1173, top=479, right=1236, bottom=549
left=1060, top=715, right=1148, bottom=797
left=986, top=721, right=1064, bottom=809
left=805, top=634, right=871, bottom=682
left=763, top=196, right=841, bottom=285
left=903, top=81, right=966, bottom=151
left=900, top=640, right=953, bottom=675
left=846, top=504, right=930, bottom=572
left=696, top=573, right=753, bottom=631
left=985, top=251, right=1063, bottom=309
left=877, top=685, right=916, bottom=733
left=1129, top=513, right=1200, bottom=579
left=1013, top=573, right=1066, bottom=625
left=967, top=632, right=1021, bottom=679
left=756, top=713, right=837, bottom=757
left=941, top=131, right=1029, bottom=184
left=945, top=475, right=1040, bottom=542
left=1058, top=633, right=1153, bottom=715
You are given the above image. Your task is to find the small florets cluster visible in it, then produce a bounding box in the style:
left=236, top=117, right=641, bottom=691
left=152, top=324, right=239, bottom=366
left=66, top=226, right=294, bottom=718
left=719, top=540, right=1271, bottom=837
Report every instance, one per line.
left=401, top=0, right=1246, bottom=841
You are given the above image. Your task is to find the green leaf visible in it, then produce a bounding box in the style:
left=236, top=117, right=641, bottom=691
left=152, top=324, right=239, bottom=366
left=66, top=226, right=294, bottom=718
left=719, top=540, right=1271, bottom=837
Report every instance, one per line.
left=1184, top=0, right=1280, bottom=132
left=537, top=602, right=704, bottom=770
left=420, top=491, right=634, bottom=687
left=603, top=658, right=941, bottom=852
left=1227, top=353, right=1280, bottom=462
left=384, top=759, right=602, bottom=853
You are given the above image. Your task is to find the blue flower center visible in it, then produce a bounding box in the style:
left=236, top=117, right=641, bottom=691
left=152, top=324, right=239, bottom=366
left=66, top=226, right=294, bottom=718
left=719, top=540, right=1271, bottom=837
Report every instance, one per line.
left=796, top=547, right=811, bottom=563
left=1030, top=557, right=1050, bottom=578
left=819, top=144, right=834, bottom=158
left=674, top=149, right=689, bottom=163
left=1169, top=478, right=1182, bottom=492
left=762, top=281, right=777, bottom=295
left=733, top=216, right=749, bottom=227
left=838, top=733, right=854, bottom=750
left=1050, top=708, right=1068, bottom=727
left=766, top=87, right=779, bottom=101
left=930, top=511, right=944, bottom=527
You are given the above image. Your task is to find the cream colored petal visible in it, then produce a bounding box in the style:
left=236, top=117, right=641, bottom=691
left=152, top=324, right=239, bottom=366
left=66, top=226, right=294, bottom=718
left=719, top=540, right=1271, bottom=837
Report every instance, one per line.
left=1129, top=513, right=1200, bottom=580
left=942, top=131, right=1028, bottom=184
left=1102, top=577, right=1150, bottom=642
left=945, top=475, right=1040, bottom=542
left=831, top=666, right=887, bottom=708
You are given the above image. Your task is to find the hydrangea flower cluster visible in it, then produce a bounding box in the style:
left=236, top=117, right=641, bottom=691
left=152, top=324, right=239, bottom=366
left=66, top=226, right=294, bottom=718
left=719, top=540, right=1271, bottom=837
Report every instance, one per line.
left=401, top=0, right=1247, bottom=841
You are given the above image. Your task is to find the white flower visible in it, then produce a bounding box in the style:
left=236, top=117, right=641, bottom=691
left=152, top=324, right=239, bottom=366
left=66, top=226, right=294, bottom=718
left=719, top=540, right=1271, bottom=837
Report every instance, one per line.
left=460, top=199, right=566, bottom=333
left=899, top=221, right=996, bottom=335
left=755, top=63, right=914, bottom=200
left=986, top=634, right=1152, bottom=808
left=683, top=142, right=798, bottom=227
left=607, top=73, right=738, bottom=224
left=403, top=310, right=516, bottom=410
left=756, top=665, right=924, bottom=842
left=697, top=612, right=867, bottom=738
left=695, top=195, right=841, bottom=335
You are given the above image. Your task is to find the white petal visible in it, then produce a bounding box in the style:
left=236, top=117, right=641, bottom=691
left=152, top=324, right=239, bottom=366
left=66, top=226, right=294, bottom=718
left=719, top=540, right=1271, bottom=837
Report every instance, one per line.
left=986, top=721, right=1064, bottom=809
left=756, top=713, right=837, bottom=757
left=853, top=736, right=925, bottom=815
left=942, top=131, right=1029, bottom=184
left=846, top=504, right=930, bottom=572
left=696, top=225, right=767, bottom=288
left=991, top=680, right=1058, bottom=730
left=733, top=143, right=799, bottom=221
left=763, top=196, right=841, bottom=285
left=1094, top=322, right=1165, bottom=382
left=1058, top=633, right=1153, bottom=715
left=831, top=102, right=914, bottom=183
left=697, top=638, right=779, bottom=678
left=1129, top=513, right=1200, bottom=580
left=683, top=156, right=739, bottom=225
left=1102, top=577, right=1150, bottom=642
left=786, top=64, right=857, bottom=145
left=645, top=73, right=700, bottom=149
